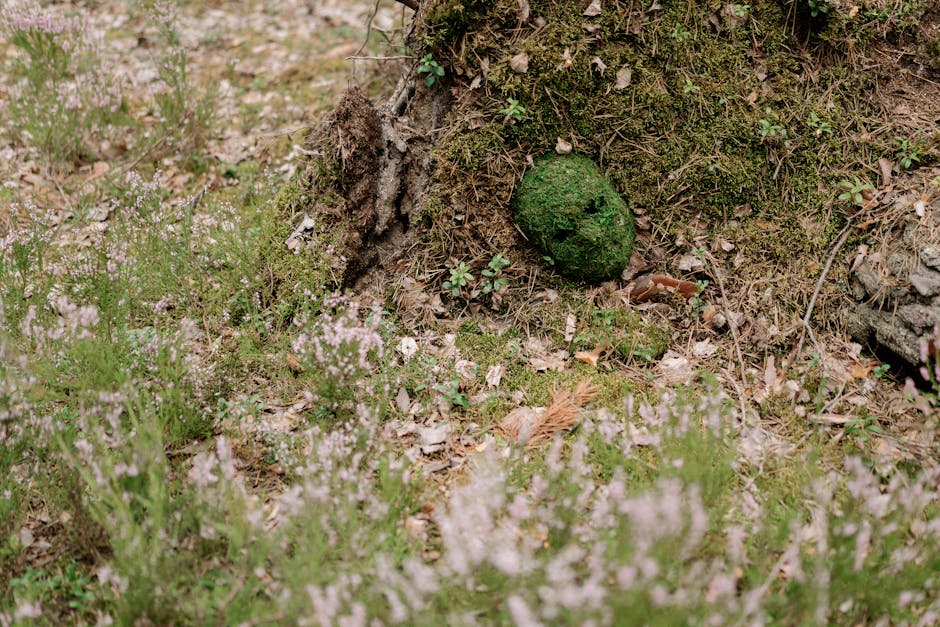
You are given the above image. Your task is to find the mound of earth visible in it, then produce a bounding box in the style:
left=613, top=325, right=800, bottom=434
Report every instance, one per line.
left=294, top=0, right=940, bottom=358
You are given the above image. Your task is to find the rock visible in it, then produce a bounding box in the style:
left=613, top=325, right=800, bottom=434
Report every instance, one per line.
left=512, top=153, right=635, bottom=282
left=909, top=264, right=940, bottom=297
left=921, top=245, right=940, bottom=269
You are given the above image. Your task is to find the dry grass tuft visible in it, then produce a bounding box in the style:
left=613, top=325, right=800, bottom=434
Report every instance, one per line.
left=500, top=380, right=598, bottom=446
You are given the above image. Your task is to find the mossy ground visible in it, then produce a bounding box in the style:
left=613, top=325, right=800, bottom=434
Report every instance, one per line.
left=408, top=0, right=938, bottom=328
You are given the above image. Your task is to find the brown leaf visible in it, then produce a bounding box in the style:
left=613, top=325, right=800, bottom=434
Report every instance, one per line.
left=574, top=342, right=610, bottom=367
left=848, top=362, right=874, bottom=380
left=614, top=66, right=632, bottom=89
left=878, top=157, right=893, bottom=185
left=582, top=0, right=602, bottom=16
left=286, top=353, right=305, bottom=374
left=485, top=364, right=505, bottom=389
left=510, top=52, right=529, bottom=74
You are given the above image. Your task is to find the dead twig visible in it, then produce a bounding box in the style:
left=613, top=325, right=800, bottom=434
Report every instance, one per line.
left=702, top=251, right=749, bottom=422
left=783, top=216, right=855, bottom=376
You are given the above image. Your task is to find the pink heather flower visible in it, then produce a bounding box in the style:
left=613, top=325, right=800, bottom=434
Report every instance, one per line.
left=13, top=601, right=41, bottom=620
left=188, top=451, right=219, bottom=487
left=507, top=595, right=542, bottom=627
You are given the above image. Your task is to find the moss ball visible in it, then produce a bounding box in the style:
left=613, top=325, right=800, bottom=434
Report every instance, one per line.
left=512, top=154, right=635, bottom=283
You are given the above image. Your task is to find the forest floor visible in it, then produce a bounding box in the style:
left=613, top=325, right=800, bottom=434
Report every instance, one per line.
left=1, top=0, right=938, bottom=625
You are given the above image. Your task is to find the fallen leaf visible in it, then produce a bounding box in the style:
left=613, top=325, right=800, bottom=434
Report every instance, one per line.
left=87, top=205, right=111, bottom=222
left=517, top=0, right=530, bottom=22
left=397, top=337, right=419, bottom=361
left=500, top=406, right=544, bottom=445
left=878, top=157, right=893, bottom=185
left=582, top=0, right=602, bottom=16
left=19, top=527, right=34, bottom=548
left=849, top=244, right=868, bottom=272
left=500, top=381, right=596, bottom=445
left=657, top=351, right=692, bottom=384
left=614, top=66, right=632, bottom=89
left=557, top=47, right=573, bottom=70
left=590, top=56, right=607, bottom=75
left=485, top=364, right=505, bottom=389
left=396, top=387, right=411, bottom=414
left=555, top=137, right=573, bottom=154
left=677, top=254, right=705, bottom=272
left=419, top=423, right=451, bottom=454
left=530, top=352, right=569, bottom=372
left=285, top=213, right=315, bottom=250
left=575, top=342, right=610, bottom=367
left=510, top=52, right=529, bottom=74
left=286, top=353, right=305, bottom=374
left=692, top=339, right=717, bottom=358
left=848, top=362, right=873, bottom=380
left=764, top=355, right=777, bottom=390
left=564, top=313, right=577, bottom=342
left=455, top=359, right=477, bottom=380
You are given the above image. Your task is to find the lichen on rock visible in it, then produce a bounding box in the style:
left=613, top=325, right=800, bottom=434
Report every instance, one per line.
left=512, top=153, right=634, bottom=283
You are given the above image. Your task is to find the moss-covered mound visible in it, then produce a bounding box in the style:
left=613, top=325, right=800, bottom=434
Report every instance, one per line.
left=513, top=154, right=634, bottom=282
left=403, top=0, right=938, bottom=321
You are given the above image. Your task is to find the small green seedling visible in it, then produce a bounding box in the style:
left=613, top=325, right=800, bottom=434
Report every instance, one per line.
left=844, top=413, right=884, bottom=443
left=500, top=98, right=526, bottom=122
left=443, top=262, right=474, bottom=296
left=808, top=0, right=830, bottom=18
left=689, top=279, right=710, bottom=318
left=807, top=112, right=832, bottom=137
left=895, top=137, right=922, bottom=170
left=481, top=253, right=510, bottom=294
left=837, top=177, right=875, bottom=206
left=757, top=108, right=788, bottom=141
left=670, top=25, right=691, bottom=42
left=436, top=379, right=468, bottom=409
left=417, top=54, right=445, bottom=87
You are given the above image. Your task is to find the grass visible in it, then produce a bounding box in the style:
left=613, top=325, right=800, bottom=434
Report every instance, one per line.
left=1, top=0, right=939, bottom=624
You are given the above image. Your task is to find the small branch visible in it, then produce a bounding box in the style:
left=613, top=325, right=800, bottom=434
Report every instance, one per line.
left=346, top=55, right=414, bottom=61
left=781, top=216, right=855, bottom=378
left=703, top=251, right=750, bottom=423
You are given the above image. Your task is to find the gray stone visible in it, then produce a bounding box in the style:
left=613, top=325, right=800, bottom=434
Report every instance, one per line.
left=909, top=264, right=940, bottom=298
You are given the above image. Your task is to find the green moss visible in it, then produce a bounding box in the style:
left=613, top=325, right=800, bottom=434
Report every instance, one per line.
left=411, top=0, right=922, bottom=321
left=575, top=307, right=671, bottom=363
left=922, top=36, right=940, bottom=73
left=512, top=154, right=635, bottom=282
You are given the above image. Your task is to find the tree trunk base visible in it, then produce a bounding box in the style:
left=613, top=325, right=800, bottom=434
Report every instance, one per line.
left=845, top=184, right=940, bottom=368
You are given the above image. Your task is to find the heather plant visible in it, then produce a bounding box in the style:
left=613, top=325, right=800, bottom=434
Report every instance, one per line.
left=291, top=301, right=387, bottom=419
left=0, top=199, right=55, bottom=305
left=906, top=323, right=940, bottom=416
left=145, top=1, right=216, bottom=153
left=0, top=1, right=123, bottom=167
